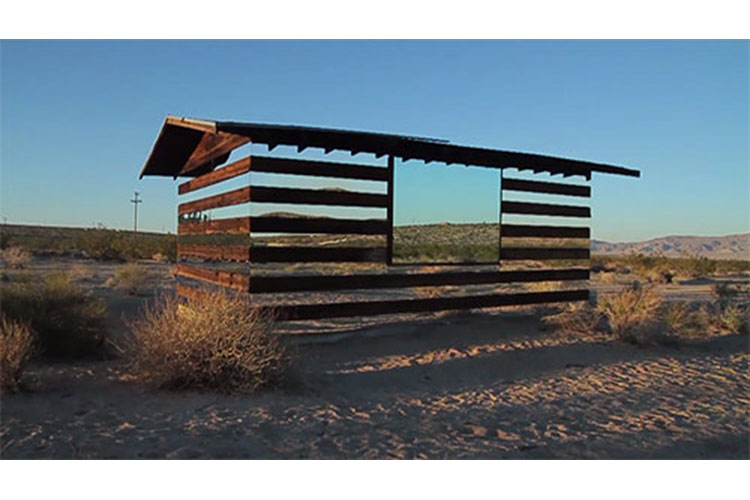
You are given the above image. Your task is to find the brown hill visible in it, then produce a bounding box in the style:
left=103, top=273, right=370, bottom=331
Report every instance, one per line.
left=592, top=234, right=750, bottom=260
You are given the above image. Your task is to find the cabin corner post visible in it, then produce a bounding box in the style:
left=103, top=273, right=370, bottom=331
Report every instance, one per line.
left=386, top=154, right=395, bottom=266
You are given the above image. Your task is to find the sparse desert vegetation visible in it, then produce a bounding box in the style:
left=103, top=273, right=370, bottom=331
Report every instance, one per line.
left=0, top=271, right=106, bottom=358
left=547, top=281, right=748, bottom=345
left=128, top=290, right=289, bottom=392
left=1, top=225, right=748, bottom=458
left=0, top=316, right=36, bottom=392
left=1, top=224, right=176, bottom=262
left=592, top=253, right=750, bottom=281
left=108, top=262, right=152, bottom=295
left=597, top=285, right=664, bottom=344
left=0, top=246, right=33, bottom=269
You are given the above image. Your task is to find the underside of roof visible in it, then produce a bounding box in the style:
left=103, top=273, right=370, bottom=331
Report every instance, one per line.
left=139, top=115, right=640, bottom=179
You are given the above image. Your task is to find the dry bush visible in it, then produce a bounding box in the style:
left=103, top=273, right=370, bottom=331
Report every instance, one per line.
left=597, top=285, right=663, bottom=344
left=662, top=302, right=705, bottom=338
left=1, top=246, right=32, bottom=269
left=129, top=290, right=289, bottom=392
left=0, top=316, right=36, bottom=392
left=544, top=301, right=603, bottom=336
left=716, top=303, right=749, bottom=335
left=0, top=272, right=106, bottom=358
left=110, top=263, right=152, bottom=295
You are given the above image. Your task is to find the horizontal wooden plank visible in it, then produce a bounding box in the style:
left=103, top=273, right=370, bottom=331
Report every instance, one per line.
left=179, top=157, right=250, bottom=195
left=500, top=247, right=590, bottom=260
left=502, top=178, right=590, bottom=197
left=178, top=216, right=250, bottom=235
left=178, top=244, right=251, bottom=261
left=251, top=216, right=388, bottom=235
left=250, top=268, right=589, bottom=293
left=179, top=186, right=250, bottom=215
left=250, top=186, right=387, bottom=208
left=251, top=155, right=389, bottom=181
left=502, top=201, right=590, bottom=218
left=501, top=224, right=590, bottom=239
left=179, top=185, right=385, bottom=215
left=252, top=246, right=387, bottom=263
left=268, top=289, right=589, bottom=321
left=176, top=264, right=249, bottom=292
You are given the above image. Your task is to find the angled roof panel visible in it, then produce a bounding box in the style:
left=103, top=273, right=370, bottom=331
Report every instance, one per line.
left=140, top=115, right=640, bottom=179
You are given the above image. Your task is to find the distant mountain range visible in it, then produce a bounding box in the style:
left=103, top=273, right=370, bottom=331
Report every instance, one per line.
left=592, top=234, right=750, bottom=260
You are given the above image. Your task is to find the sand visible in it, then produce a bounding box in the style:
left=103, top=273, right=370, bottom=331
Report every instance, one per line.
left=1, top=258, right=748, bottom=459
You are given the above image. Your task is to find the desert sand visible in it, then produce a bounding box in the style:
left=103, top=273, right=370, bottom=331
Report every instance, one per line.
left=1, top=259, right=748, bottom=459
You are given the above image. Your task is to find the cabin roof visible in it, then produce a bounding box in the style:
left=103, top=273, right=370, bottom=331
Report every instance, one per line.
left=139, top=115, right=640, bottom=179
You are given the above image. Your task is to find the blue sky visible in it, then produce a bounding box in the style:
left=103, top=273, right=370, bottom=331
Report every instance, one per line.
left=1, top=40, right=747, bottom=242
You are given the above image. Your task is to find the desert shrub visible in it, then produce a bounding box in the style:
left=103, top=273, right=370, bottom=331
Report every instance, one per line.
left=597, top=285, right=663, bottom=344
left=128, top=291, right=289, bottom=392
left=0, top=272, right=106, bottom=358
left=109, top=263, right=152, bottom=295
left=75, top=228, right=177, bottom=262
left=662, top=302, right=705, bottom=338
left=544, top=301, right=604, bottom=335
left=681, top=255, right=717, bottom=278
left=716, top=303, right=749, bottom=335
left=1, top=246, right=32, bottom=269
left=78, top=228, right=123, bottom=260
left=0, top=316, right=36, bottom=392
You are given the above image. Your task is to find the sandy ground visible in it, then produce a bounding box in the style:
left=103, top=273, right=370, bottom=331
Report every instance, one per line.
left=1, top=258, right=749, bottom=459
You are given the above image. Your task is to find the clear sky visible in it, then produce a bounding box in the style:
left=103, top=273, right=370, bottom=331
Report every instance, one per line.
left=1, top=40, right=748, bottom=242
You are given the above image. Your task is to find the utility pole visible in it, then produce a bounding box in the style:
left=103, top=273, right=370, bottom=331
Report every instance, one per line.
left=130, top=192, right=142, bottom=234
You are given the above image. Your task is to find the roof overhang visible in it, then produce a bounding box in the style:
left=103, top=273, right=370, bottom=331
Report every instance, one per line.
left=139, top=115, right=640, bottom=179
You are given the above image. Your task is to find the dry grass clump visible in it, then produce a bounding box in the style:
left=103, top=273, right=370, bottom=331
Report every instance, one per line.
left=0, top=316, right=36, bottom=392
left=129, top=290, right=289, bottom=392
left=108, top=262, right=152, bottom=295
left=0, top=272, right=106, bottom=358
left=1, top=246, right=32, bottom=269
left=596, top=285, right=663, bottom=344
left=544, top=301, right=604, bottom=336
left=662, top=302, right=705, bottom=338
left=712, top=303, right=749, bottom=335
